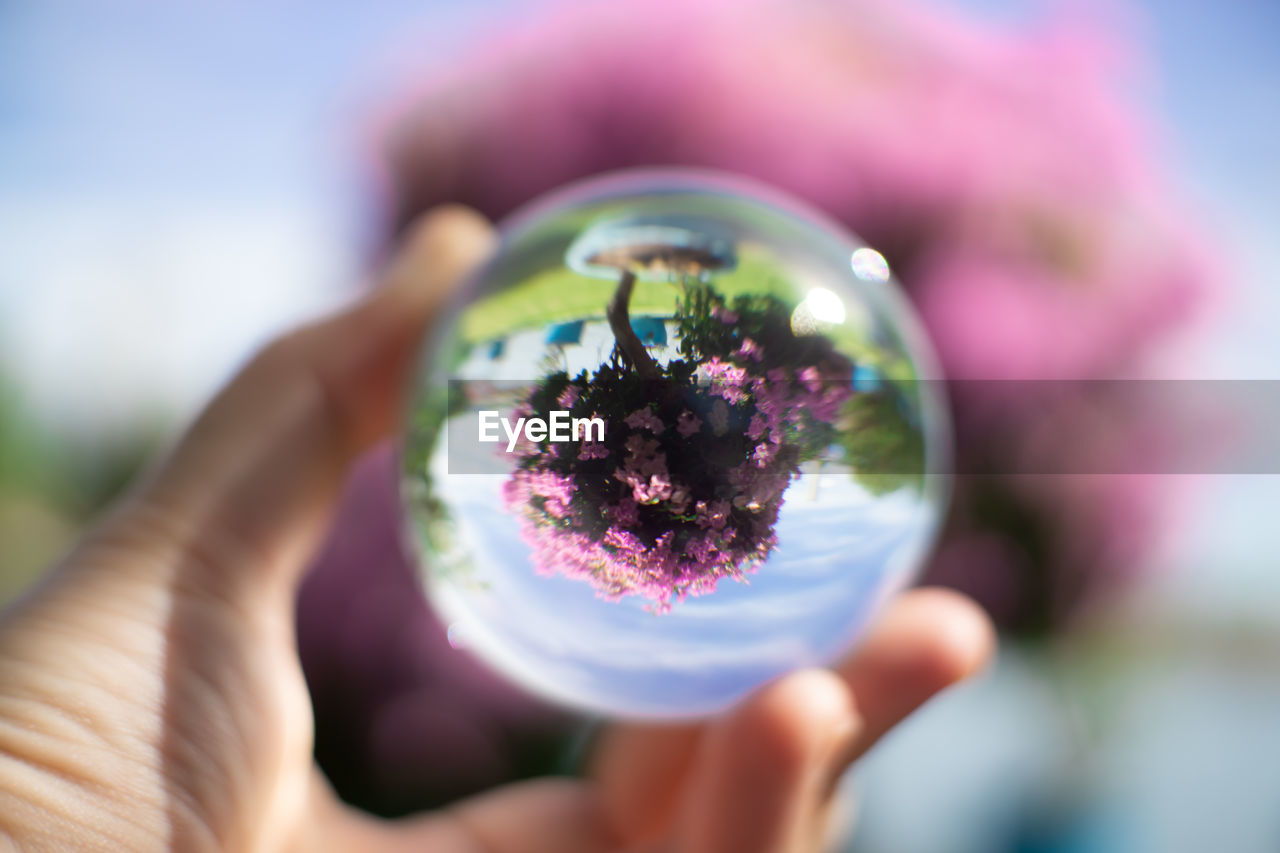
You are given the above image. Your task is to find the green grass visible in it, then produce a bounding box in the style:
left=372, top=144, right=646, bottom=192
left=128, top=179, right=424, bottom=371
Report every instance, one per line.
left=457, top=246, right=913, bottom=376
left=459, top=268, right=675, bottom=343
left=458, top=247, right=802, bottom=342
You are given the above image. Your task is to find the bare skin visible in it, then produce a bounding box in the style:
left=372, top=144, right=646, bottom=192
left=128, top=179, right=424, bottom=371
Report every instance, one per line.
left=0, top=207, right=994, bottom=852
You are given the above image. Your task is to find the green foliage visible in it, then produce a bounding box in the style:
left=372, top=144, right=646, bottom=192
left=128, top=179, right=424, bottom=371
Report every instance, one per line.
left=836, top=390, right=925, bottom=495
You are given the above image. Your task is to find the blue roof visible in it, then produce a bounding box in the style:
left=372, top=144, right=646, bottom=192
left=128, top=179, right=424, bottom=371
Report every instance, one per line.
left=852, top=364, right=882, bottom=392
left=545, top=320, right=585, bottom=346
left=630, top=316, right=668, bottom=346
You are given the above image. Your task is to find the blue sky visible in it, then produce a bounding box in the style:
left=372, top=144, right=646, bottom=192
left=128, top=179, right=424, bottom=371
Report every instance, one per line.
left=1, top=0, right=1276, bottom=430
left=0, top=0, right=1277, bottom=584
left=3, top=0, right=1275, bottom=210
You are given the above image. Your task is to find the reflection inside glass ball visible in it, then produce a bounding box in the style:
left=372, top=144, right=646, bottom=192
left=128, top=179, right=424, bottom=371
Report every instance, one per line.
left=401, top=169, right=949, bottom=718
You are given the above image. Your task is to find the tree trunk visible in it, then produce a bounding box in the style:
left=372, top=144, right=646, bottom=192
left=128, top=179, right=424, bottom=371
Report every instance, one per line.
left=606, top=269, right=660, bottom=380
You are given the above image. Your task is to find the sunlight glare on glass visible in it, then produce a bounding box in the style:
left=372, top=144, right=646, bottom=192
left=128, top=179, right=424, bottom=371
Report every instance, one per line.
left=803, top=287, right=846, bottom=324
left=791, top=286, right=846, bottom=334
left=850, top=247, right=890, bottom=283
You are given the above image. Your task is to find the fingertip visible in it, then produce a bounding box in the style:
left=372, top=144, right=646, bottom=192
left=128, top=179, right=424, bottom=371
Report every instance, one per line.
left=834, top=587, right=996, bottom=759
left=680, top=669, right=860, bottom=853
left=399, top=204, right=496, bottom=268
left=382, top=204, right=496, bottom=304
left=721, top=668, right=860, bottom=785
left=896, top=587, right=997, bottom=688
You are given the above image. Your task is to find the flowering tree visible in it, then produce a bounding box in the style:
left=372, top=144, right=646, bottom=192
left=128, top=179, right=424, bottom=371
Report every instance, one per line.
left=501, top=276, right=854, bottom=611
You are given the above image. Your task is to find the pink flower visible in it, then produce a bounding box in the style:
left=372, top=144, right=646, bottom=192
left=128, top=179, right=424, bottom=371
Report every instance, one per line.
left=702, top=358, right=750, bottom=404
left=611, top=496, right=640, bottom=527
left=579, top=441, right=610, bottom=460
left=695, top=499, right=731, bottom=531
left=624, top=433, right=661, bottom=459
left=712, top=305, right=739, bottom=324
left=632, top=472, right=674, bottom=504
left=604, top=526, right=645, bottom=553
left=676, top=409, right=703, bottom=437
left=798, top=366, right=824, bottom=394
left=668, top=485, right=692, bottom=515
left=557, top=384, right=581, bottom=408
left=735, top=338, right=764, bottom=362
left=752, top=442, right=779, bottom=468
left=624, top=407, right=665, bottom=433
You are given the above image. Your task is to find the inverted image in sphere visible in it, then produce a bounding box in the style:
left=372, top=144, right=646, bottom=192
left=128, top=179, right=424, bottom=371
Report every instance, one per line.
left=401, top=169, right=949, bottom=718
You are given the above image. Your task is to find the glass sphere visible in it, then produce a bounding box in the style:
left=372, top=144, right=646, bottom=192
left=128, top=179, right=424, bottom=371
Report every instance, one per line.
left=401, top=169, right=949, bottom=719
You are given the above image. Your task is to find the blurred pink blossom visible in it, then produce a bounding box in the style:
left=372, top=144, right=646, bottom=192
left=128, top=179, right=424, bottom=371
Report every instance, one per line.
left=368, top=0, right=1213, bottom=633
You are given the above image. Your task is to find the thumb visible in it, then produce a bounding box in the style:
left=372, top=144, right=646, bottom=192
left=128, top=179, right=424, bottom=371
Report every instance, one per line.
left=88, top=205, right=495, bottom=603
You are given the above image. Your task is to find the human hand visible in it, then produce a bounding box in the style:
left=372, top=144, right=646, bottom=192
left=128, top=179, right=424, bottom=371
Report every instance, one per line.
left=0, top=207, right=993, bottom=852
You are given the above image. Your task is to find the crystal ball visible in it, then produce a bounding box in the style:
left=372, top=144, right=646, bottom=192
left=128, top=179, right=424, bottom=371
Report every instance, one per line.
left=400, top=169, right=949, bottom=718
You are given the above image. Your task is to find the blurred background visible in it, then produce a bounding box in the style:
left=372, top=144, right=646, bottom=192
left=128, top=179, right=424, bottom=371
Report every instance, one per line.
left=2, top=0, right=1279, bottom=850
